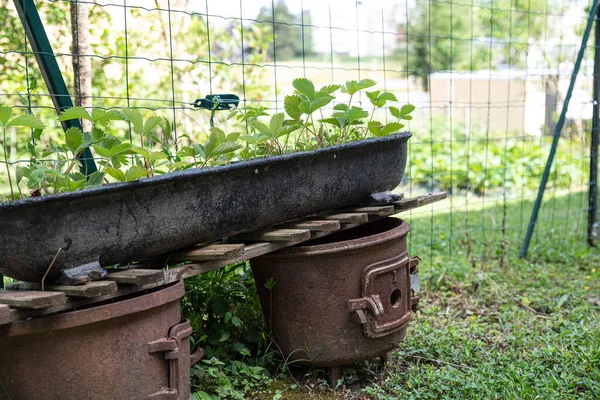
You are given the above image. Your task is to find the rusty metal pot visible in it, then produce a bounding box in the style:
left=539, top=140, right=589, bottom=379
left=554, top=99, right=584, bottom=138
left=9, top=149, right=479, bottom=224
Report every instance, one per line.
left=251, top=217, right=418, bottom=367
left=0, top=280, right=202, bottom=400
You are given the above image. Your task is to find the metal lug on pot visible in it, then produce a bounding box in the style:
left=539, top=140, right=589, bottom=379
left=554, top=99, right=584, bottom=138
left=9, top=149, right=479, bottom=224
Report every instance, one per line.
left=348, top=294, right=385, bottom=317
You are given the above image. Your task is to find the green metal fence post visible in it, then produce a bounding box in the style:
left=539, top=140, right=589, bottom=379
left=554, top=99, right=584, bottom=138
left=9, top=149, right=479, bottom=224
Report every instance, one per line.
left=13, top=0, right=97, bottom=175
left=588, top=4, right=600, bottom=247
left=520, top=0, right=600, bottom=258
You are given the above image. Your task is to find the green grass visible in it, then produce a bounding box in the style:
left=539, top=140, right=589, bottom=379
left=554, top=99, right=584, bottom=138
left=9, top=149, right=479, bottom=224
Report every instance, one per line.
left=256, top=190, right=600, bottom=399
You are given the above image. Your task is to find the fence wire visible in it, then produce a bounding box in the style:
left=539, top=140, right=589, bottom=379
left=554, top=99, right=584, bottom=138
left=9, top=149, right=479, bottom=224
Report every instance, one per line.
left=0, top=0, right=597, bottom=276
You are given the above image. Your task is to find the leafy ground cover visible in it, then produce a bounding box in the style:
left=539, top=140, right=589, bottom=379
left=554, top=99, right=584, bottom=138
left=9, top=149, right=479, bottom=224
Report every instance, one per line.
left=234, top=190, right=599, bottom=399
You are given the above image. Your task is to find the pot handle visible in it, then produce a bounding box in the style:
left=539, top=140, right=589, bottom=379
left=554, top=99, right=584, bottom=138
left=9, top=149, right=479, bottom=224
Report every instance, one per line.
left=348, top=294, right=385, bottom=324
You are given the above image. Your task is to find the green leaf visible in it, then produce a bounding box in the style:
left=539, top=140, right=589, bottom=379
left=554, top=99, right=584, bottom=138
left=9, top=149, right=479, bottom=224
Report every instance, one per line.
left=284, top=95, right=302, bottom=120
left=121, top=108, right=144, bottom=135
left=309, top=95, right=334, bottom=113
left=212, top=141, right=242, bottom=157
left=15, top=165, right=26, bottom=184
left=58, top=106, right=91, bottom=122
left=366, top=90, right=380, bottom=104
left=131, top=147, right=150, bottom=160
left=368, top=121, right=383, bottom=136
left=93, top=145, right=110, bottom=158
left=143, top=116, right=163, bottom=134
left=177, top=146, right=198, bottom=157
left=65, top=127, right=84, bottom=152
left=86, top=171, right=105, bottom=187
left=342, top=78, right=377, bottom=95
left=32, top=128, right=43, bottom=142
left=219, top=331, right=230, bottom=342
left=346, top=106, right=369, bottom=121
left=252, top=121, right=270, bottom=137
left=101, top=135, right=122, bottom=150
left=292, top=77, right=315, bottom=100
left=105, top=167, right=126, bottom=182
left=125, top=166, right=150, bottom=182
left=110, top=142, right=133, bottom=157
left=7, top=114, right=45, bottom=129
left=379, top=92, right=398, bottom=102
left=399, top=104, right=416, bottom=120
left=333, top=103, right=348, bottom=111
left=193, top=391, right=213, bottom=400
left=320, top=117, right=342, bottom=128
left=233, top=342, right=250, bottom=355
left=204, top=127, right=227, bottom=159
left=90, top=109, right=121, bottom=125
left=68, top=172, right=86, bottom=182
left=231, top=316, right=242, bottom=327
left=0, top=106, right=12, bottom=126
left=381, top=122, right=405, bottom=136
left=224, top=311, right=232, bottom=323
left=269, top=113, right=285, bottom=135
left=318, top=84, right=341, bottom=95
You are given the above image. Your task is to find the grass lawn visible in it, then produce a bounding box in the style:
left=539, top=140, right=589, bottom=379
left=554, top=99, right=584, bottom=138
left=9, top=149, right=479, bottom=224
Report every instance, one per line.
left=257, top=189, right=600, bottom=399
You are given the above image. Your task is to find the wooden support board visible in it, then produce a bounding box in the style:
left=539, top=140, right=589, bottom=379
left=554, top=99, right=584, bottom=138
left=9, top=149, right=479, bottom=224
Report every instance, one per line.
left=0, top=290, right=66, bottom=310
left=0, top=192, right=446, bottom=325
left=279, top=220, right=340, bottom=232
left=106, top=269, right=165, bottom=285
left=232, top=229, right=311, bottom=242
left=171, top=244, right=244, bottom=262
left=5, top=281, right=117, bottom=299
left=393, top=192, right=447, bottom=212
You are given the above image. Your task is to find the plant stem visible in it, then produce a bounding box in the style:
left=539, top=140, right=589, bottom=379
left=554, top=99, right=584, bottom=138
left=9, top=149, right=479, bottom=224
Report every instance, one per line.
left=2, top=126, right=14, bottom=201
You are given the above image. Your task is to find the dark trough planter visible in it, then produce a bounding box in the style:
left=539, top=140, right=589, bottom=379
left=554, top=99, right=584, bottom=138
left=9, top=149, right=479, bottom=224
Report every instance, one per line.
left=0, top=133, right=411, bottom=282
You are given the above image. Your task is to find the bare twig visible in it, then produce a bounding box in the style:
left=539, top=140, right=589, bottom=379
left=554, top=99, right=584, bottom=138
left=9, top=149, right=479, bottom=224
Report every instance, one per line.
left=41, top=248, right=62, bottom=291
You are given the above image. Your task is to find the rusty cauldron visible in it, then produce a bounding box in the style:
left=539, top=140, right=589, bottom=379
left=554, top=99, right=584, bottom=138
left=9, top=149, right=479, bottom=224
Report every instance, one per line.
left=0, top=280, right=202, bottom=400
left=251, top=217, right=419, bottom=367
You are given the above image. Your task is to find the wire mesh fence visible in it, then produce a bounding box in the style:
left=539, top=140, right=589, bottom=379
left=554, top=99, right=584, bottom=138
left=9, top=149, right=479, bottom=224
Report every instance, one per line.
left=0, top=0, right=597, bottom=274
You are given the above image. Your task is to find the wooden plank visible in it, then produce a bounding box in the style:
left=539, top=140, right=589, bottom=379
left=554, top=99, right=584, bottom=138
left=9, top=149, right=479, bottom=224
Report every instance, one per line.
left=0, top=266, right=189, bottom=325
left=232, top=229, right=311, bottom=242
left=341, top=205, right=395, bottom=216
left=323, top=213, right=369, bottom=224
left=280, top=220, right=341, bottom=232
left=0, top=290, right=66, bottom=310
left=171, top=244, right=245, bottom=262
left=106, top=269, right=165, bottom=285
left=6, top=281, right=117, bottom=299
left=0, top=304, right=9, bottom=319
left=393, top=192, right=447, bottom=212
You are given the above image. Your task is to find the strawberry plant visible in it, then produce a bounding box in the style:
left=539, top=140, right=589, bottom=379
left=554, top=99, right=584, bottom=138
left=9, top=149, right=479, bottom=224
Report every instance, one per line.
left=0, top=78, right=414, bottom=202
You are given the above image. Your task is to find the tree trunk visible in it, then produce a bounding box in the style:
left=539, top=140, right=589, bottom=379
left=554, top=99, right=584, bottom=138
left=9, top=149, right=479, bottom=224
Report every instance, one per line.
left=70, top=1, right=92, bottom=132
left=544, top=76, right=558, bottom=136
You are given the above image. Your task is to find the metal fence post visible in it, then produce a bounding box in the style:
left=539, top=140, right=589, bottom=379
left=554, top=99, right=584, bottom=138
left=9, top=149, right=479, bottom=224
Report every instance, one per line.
left=520, top=0, right=600, bottom=258
left=12, top=0, right=97, bottom=175
left=589, top=5, right=600, bottom=247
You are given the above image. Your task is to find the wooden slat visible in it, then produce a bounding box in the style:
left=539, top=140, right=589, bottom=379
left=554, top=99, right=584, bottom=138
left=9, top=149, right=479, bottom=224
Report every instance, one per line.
left=393, top=192, right=447, bottom=212
left=171, top=244, right=245, bottom=262
left=280, top=220, right=341, bottom=232
left=0, top=304, right=9, bottom=319
left=341, top=205, right=395, bottom=216
left=232, top=228, right=311, bottom=242
left=0, top=290, right=66, bottom=310
left=6, top=281, right=117, bottom=299
left=323, top=213, right=369, bottom=224
left=106, top=269, right=165, bottom=285
left=0, top=266, right=189, bottom=326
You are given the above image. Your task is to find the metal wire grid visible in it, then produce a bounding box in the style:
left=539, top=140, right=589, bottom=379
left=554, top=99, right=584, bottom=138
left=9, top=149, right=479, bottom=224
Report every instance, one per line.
left=0, top=0, right=597, bottom=280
